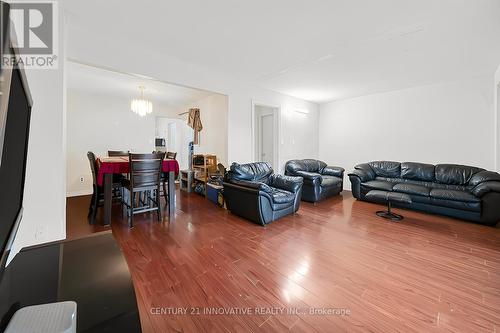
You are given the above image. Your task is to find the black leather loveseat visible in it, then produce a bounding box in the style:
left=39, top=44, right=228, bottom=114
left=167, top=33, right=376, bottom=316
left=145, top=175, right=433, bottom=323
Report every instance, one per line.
left=285, top=159, right=344, bottom=202
left=349, top=161, right=500, bottom=226
left=223, top=162, right=303, bottom=225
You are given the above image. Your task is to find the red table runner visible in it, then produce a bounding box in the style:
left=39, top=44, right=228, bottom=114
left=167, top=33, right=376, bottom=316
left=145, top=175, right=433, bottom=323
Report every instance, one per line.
left=96, top=156, right=180, bottom=186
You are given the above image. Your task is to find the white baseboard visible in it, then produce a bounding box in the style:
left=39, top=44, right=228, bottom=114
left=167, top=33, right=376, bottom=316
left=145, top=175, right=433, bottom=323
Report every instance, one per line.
left=66, top=190, right=92, bottom=197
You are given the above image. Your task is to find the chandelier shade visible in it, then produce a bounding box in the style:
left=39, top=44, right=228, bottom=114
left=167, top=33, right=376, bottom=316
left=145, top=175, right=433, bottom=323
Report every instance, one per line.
left=131, top=86, right=153, bottom=117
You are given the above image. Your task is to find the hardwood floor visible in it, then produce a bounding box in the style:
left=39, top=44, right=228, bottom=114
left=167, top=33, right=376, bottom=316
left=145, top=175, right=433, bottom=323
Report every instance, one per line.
left=66, top=190, right=500, bottom=333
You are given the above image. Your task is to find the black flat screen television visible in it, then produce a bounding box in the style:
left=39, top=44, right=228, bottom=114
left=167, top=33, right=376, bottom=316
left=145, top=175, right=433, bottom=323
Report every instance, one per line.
left=0, top=1, right=33, bottom=270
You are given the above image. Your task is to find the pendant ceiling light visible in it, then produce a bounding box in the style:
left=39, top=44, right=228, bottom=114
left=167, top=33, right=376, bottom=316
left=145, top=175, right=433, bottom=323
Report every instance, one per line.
left=131, top=86, right=153, bottom=117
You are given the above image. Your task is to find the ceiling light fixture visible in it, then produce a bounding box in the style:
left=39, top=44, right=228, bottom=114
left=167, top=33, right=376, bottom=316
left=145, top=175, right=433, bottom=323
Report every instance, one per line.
left=131, top=86, right=153, bottom=117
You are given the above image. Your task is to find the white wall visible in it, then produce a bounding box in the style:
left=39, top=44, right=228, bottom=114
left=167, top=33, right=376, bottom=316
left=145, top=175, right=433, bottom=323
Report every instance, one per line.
left=8, top=7, right=67, bottom=263
left=280, top=107, right=319, bottom=173
left=155, top=117, right=192, bottom=170
left=495, top=64, right=500, bottom=171
left=66, top=90, right=231, bottom=196
left=181, top=94, right=229, bottom=166
left=253, top=105, right=277, bottom=167
left=66, top=28, right=320, bottom=176
left=66, top=90, right=159, bottom=196
left=319, top=76, right=495, bottom=190
left=248, top=104, right=320, bottom=172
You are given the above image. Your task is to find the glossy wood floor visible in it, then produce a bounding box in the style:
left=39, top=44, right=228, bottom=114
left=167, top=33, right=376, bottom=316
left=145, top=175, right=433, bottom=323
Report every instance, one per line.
left=66, top=190, right=500, bottom=333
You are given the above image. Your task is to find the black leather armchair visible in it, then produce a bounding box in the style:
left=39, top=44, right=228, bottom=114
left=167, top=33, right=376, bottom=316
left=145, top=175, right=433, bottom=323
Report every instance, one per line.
left=223, top=162, right=303, bottom=225
left=285, top=159, right=344, bottom=202
left=349, top=161, right=500, bottom=226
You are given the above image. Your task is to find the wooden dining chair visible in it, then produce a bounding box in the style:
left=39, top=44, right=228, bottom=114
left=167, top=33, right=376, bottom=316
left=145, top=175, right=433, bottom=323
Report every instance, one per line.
left=108, top=150, right=131, bottom=181
left=152, top=151, right=169, bottom=202
left=121, top=153, right=163, bottom=228
left=108, top=150, right=130, bottom=157
left=166, top=151, right=177, bottom=159
left=86, top=151, right=123, bottom=224
left=152, top=151, right=166, bottom=158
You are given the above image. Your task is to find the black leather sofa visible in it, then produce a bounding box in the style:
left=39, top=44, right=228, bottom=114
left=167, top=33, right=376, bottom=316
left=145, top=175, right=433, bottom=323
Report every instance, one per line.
left=349, top=161, right=500, bottom=226
left=223, top=162, right=303, bottom=225
left=285, top=159, right=344, bottom=202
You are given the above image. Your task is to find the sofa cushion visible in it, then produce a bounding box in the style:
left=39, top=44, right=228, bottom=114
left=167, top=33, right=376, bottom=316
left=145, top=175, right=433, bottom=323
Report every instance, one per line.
left=354, top=163, right=376, bottom=181
left=429, top=189, right=480, bottom=203
left=427, top=182, right=469, bottom=192
left=393, top=183, right=430, bottom=197
left=229, top=179, right=273, bottom=193
left=269, top=174, right=303, bottom=193
left=286, top=159, right=327, bottom=174
left=361, top=180, right=394, bottom=191
left=401, top=162, right=435, bottom=182
left=229, top=162, right=273, bottom=182
left=368, top=161, right=401, bottom=178
left=410, top=193, right=481, bottom=212
left=269, top=188, right=295, bottom=204
left=435, top=164, right=484, bottom=185
left=321, top=175, right=342, bottom=188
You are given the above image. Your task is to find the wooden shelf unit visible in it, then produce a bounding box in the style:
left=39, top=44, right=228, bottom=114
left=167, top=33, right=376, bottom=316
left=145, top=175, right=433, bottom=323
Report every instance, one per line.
left=180, top=170, right=194, bottom=193
left=192, top=154, right=217, bottom=196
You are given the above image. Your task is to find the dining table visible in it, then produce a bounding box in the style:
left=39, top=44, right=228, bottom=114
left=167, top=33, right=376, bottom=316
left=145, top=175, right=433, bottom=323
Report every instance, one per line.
left=96, top=156, right=180, bottom=225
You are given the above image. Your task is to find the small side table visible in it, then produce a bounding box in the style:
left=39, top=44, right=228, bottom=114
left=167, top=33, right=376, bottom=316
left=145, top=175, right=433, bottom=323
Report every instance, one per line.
left=365, top=190, right=412, bottom=221
left=180, top=170, right=195, bottom=193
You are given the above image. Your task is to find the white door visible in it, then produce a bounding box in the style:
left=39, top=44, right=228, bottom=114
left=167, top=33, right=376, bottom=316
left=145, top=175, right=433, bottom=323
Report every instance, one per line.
left=167, top=122, right=176, bottom=151
left=261, top=114, right=274, bottom=167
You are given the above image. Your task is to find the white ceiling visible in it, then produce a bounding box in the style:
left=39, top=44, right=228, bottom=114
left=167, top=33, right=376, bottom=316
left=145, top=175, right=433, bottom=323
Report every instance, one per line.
left=67, top=61, right=215, bottom=108
left=62, top=0, right=500, bottom=103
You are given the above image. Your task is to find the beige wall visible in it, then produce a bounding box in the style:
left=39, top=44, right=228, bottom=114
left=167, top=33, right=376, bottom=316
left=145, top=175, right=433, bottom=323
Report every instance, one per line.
left=66, top=90, right=230, bottom=196
left=67, top=26, right=320, bottom=173
left=181, top=94, right=229, bottom=166
left=66, top=90, right=159, bottom=196
left=495, top=63, right=500, bottom=171
left=8, top=8, right=66, bottom=264
left=320, top=76, right=495, bottom=189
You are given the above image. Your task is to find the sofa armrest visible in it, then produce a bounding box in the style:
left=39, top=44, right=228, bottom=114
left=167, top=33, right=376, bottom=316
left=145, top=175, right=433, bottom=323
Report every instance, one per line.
left=353, top=163, right=376, bottom=181
left=269, top=174, right=303, bottom=193
left=294, top=171, right=322, bottom=181
left=228, top=179, right=272, bottom=193
left=469, top=170, right=500, bottom=186
left=348, top=174, right=362, bottom=199
left=472, top=181, right=500, bottom=198
left=348, top=169, right=373, bottom=182
left=322, top=166, right=344, bottom=177
left=222, top=181, right=273, bottom=225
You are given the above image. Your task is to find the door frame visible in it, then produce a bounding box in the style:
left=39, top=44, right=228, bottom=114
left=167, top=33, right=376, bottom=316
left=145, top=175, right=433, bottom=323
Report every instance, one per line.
left=167, top=121, right=177, bottom=152
left=251, top=100, right=281, bottom=171
left=259, top=113, right=274, bottom=165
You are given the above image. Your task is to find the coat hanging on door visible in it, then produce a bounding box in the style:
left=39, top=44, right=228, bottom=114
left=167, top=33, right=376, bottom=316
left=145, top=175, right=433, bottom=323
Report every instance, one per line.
left=187, top=108, right=203, bottom=144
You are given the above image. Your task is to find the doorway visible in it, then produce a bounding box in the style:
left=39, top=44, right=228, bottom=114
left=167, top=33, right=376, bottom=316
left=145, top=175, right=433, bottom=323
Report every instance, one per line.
left=155, top=117, right=192, bottom=170
left=252, top=102, right=280, bottom=169
left=167, top=122, right=177, bottom=151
